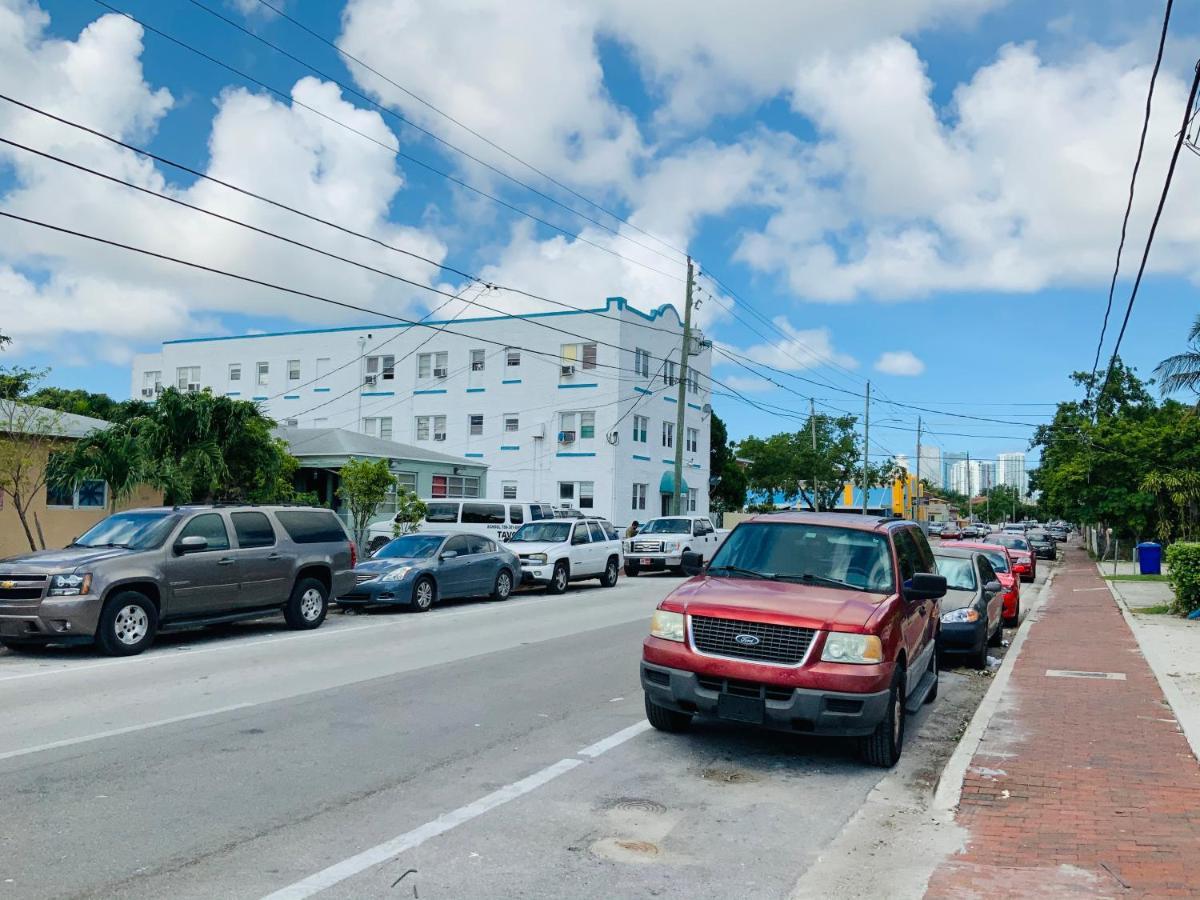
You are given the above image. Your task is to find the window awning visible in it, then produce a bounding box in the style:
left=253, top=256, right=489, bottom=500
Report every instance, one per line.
left=659, top=471, right=690, bottom=495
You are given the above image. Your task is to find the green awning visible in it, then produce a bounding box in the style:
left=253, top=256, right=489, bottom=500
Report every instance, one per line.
left=659, top=471, right=690, bottom=494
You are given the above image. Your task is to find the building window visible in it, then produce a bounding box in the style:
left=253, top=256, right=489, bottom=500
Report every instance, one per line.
left=416, top=415, right=447, bottom=441
left=256, top=362, right=269, bottom=386
left=316, top=357, right=330, bottom=387
left=418, top=351, right=449, bottom=379
left=228, top=363, right=241, bottom=384
left=141, top=370, right=162, bottom=398
left=504, top=413, right=519, bottom=432
left=395, top=471, right=417, bottom=493
left=687, top=368, right=699, bottom=394
left=363, top=417, right=393, bottom=441
left=662, top=421, right=674, bottom=449
left=634, top=348, right=650, bottom=378
left=557, top=481, right=594, bottom=509
left=559, top=411, right=595, bottom=441
left=502, top=480, right=518, bottom=500
left=665, top=361, right=678, bottom=386
left=632, top=482, right=647, bottom=511
left=506, top=348, right=521, bottom=367
left=470, top=349, right=486, bottom=372
left=287, top=359, right=301, bottom=381
left=688, top=488, right=698, bottom=512
left=366, top=355, right=395, bottom=382
left=686, top=427, right=698, bottom=453
left=468, top=414, right=484, bottom=436
left=632, top=415, right=648, bottom=443
left=47, top=478, right=107, bottom=509
left=431, top=474, right=479, bottom=498
left=176, top=366, right=201, bottom=392
left=560, top=342, right=597, bottom=374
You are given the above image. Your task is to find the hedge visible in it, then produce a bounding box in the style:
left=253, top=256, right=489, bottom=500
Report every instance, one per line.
left=1165, top=542, right=1200, bottom=615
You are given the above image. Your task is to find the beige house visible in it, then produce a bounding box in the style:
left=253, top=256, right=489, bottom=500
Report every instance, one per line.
left=0, top=402, right=159, bottom=560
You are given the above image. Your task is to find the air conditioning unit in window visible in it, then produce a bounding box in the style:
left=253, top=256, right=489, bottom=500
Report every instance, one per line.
left=141, top=388, right=155, bottom=398
left=186, top=382, right=201, bottom=393
left=433, top=432, right=447, bottom=441
left=284, top=418, right=298, bottom=426
left=434, top=367, right=448, bottom=378
left=560, top=365, right=575, bottom=377
left=558, top=430, right=576, bottom=443
left=364, top=374, right=378, bottom=387
left=471, top=361, right=485, bottom=371
left=532, top=424, right=546, bottom=439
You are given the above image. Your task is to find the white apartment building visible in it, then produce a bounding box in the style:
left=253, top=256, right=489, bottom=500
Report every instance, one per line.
left=131, top=297, right=712, bottom=525
left=949, top=459, right=994, bottom=498
left=997, top=452, right=1028, bottom=496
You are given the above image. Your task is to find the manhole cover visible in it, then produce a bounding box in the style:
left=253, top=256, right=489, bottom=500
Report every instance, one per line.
left=700, top=767, right=760, bottom=784
left=605, top=797, right=667, bottom=815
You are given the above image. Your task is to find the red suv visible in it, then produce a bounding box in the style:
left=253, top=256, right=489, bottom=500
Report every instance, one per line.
left=641, top=512, right=947, bottom=767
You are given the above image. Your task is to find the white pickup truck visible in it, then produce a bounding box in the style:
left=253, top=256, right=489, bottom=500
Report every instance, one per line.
left=506, top=518, right=624, bottom=594
left=623, top=515, right=727, bottom=576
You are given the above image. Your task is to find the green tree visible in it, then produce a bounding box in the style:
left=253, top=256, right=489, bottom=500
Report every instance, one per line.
left=1154, top=313, right=1200, bottom=404
left=21, top=386, right=130, bottom=423
left=391, top=487, right=428, bottom=537
left=708, top=412, right=747, bottom=512
left=738, top=413, right=871, bottom=511
left=46, top=421, right=147, bottom=513
left=338, top=457, right=395, bottom=549
left=0, top=398, right=67, bottom=551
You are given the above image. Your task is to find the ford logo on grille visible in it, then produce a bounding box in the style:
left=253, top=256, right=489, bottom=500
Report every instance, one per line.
left=734, top=633, right=761, bottom=647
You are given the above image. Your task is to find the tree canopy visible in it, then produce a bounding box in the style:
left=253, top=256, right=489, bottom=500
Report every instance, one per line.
left=708, top=412, right=747, bottom=512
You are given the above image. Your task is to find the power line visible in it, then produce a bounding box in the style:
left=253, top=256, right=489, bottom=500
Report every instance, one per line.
left=1089, top=0, right=1174, bottom=393
left=91, top=0, right=685, bottom=285
left=250, top=0, right=686, bottom=262
left=1097, top=58, right=1200, bottom=406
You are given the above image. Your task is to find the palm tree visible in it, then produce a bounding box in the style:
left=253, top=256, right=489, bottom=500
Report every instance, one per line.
left=1155, top=314, right=1200, bottom=402
left=48, top=422, right=148, bottom=513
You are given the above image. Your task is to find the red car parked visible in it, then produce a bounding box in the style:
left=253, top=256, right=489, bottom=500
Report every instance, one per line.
left=939, top=540, right=1021, bottom=626
left=640, top=512, right=947, bottom=767
left=985, top=533, right=1037, bottom=583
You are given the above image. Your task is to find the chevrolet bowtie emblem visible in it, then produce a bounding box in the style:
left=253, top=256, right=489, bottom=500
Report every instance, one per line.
left=0, top=580, right=15, bottom=590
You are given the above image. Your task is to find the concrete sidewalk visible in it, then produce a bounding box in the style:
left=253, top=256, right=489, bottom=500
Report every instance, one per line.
left=925, top=545, right=1200, bottom=898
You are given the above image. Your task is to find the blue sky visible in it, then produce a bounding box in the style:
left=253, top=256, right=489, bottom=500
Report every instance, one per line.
left=3, top=0, right=1199, bottom=473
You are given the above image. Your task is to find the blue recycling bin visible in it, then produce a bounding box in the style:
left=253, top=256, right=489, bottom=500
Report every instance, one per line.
left=1136, top=542, right=1162, bottom=576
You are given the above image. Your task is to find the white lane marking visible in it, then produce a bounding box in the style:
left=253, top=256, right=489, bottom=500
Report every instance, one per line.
left=0, top=702, right=255, bottom=762
left=0, top=589, right=619, bottom=684
left=261, top=718, right=653, bottom=899
left=577, top=719, right=651, bottom=758
left=261, top=758, right=583, bottom=900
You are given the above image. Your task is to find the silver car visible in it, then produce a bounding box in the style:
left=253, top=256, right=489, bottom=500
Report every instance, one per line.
left=337, top=532, right=522, bottom=611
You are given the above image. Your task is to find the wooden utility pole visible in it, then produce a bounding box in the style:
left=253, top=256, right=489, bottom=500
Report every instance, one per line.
left=914, top=416, right=922, bottom=521
left=810, top=397, right=819, bottom=512
left=672, top=257, right=695, bottom=515
left=860, top=381, right=870, bottom=514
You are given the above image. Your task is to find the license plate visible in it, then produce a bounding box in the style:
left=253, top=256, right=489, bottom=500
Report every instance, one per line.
left=640, top=558, right=653, bottom=565
left=717, top=693, right=765, bottom=725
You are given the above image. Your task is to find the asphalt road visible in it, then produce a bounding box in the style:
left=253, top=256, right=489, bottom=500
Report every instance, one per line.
left=0, top=563, right=1051, bottom=900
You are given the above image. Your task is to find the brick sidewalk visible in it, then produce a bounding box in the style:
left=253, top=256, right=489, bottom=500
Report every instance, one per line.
left=926, top=545, right=1200, bottom=899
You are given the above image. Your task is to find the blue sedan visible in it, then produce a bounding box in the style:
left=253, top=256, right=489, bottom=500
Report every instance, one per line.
left=337, top=532, right=521, bottom=612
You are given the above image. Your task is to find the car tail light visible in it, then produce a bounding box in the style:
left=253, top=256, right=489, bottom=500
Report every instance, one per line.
left=350, top=542, right=358, bottom=568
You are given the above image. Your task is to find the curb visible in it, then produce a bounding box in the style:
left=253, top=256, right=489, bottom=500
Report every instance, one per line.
left=931, top=563, right=1057, bottom=813
left=1101, top=568, right=1200, bottom=761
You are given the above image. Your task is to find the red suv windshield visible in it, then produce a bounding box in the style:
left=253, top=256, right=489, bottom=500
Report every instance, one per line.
left=707, top=522, right=895, bottom=593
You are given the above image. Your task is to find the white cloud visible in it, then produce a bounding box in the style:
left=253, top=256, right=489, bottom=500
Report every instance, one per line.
left=874, top=350, right=925, bottom=376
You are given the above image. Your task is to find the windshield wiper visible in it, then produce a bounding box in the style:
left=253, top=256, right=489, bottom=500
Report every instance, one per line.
left=73, top=542, right=129, bottom=549
left=777, top=572, right=862, bottom=591
left=707, top=565, right=770, bottom=580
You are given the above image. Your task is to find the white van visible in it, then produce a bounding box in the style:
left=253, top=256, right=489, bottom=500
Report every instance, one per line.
left=365, top=500, right=555, bottom=553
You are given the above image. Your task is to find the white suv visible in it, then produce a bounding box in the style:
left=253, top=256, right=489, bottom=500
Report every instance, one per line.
left=506, top=518, right=623, bottom=594
left=623, top=514, right=726, bottom=576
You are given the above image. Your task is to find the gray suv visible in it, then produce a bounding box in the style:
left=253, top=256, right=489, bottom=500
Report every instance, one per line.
left=0, top=505, right=356, bottom=656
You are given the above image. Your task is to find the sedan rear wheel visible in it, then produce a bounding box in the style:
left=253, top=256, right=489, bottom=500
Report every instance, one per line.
left=491, top=569, right=513, bottom=601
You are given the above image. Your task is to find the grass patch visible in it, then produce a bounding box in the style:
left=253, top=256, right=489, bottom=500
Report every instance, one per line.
left=1133, top=604, right=1173, bottom=615
left=1103, top=574, right=1171, bottom=582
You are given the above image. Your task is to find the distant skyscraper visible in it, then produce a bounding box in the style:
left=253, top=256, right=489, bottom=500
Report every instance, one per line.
left=997, top=452, right=1028, bottom=496
left=919, top=445, right=943, bottom=488
left=894, top=454, right=911, bottom=475
left=950, top=460, right=993, bottom=497
left=943, top=452, right=967, bottom=490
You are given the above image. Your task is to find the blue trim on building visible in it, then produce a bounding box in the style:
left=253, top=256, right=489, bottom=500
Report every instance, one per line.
left=413, top=389, right=447, bottom=395
left=283, top=394, right=300, bottom=400
left=633, top=387, right=652, bottom=395
left=500, top=445, right=520, bottom=451
left=162, top=296, right=680, bottom=345
left=501, top=379, right=522, bottom=385
left=556, top=451, right=597, bottom=458
left=661, top=458, right=675, bottom=465
left=465, top=387, right=485, bottom=393
left=361, top=391, right=395, bottom=397
left=558, top=383, right=598, bottom=390
left=225, top=391, right=241, bottom=397
left=313, top=387, right=331, bottom=393
left=688, top=402, right=702, bottom=411
left=664, top=396, right=677, bottom=403
left=252, top=395, right=268, bottom=401
left=632, top=454, right=651, bottom=462
left=464, top=453, right=484, bottom=458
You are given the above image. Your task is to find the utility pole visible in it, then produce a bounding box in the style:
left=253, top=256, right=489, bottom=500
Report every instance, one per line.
left=914, top=416, right=922, bottom=521
left=966, top=451, right=973, bottom=522
left=810, top=397, right=819, bottom=512
left=672, top=257, right=695, bottom=516
left=860, top=380, right=870, bottom=515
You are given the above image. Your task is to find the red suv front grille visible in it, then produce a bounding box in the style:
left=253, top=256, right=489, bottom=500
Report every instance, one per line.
left=690, top=614, right=816, bottom=665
